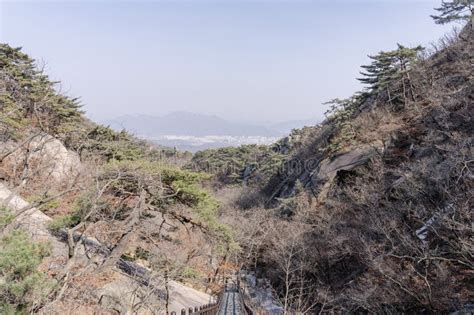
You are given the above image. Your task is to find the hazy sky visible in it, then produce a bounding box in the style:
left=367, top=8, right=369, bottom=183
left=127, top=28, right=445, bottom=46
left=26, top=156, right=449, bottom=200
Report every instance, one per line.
left=0, top=0, right=451, bottom=123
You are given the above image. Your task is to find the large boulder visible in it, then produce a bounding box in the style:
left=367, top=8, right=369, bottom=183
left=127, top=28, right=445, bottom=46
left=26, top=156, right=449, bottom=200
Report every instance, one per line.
left=2, top=133, right=80, bottom=184
left=313, top=144, right=382, bottom=200
left=317, top=146, right=379, bottom=181
left=96, top=275, right=214, bottom=314
left=97, top=275, right=164, bottom=314
left=168, top=280, right=215, bottom=313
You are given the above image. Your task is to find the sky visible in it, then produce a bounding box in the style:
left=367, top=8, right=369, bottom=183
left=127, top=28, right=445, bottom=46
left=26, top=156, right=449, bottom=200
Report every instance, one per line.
left=0, top=0, right=452, bottom=123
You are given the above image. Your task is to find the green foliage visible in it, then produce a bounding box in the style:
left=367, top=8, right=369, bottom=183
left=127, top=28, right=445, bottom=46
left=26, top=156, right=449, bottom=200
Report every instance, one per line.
left=39, top=199, right=60, bottom=212
left=120, top=247, right=151, bottom=262
left=358, top=44, right=423, bottom=106
left=0, top=230, right=55, bottom=313
left=178, top=266, right=200, bottom=280
left=323, top=45, right=424, bottom=151
left=80, top=125, right=146, bottom=162
left=190, top=145, right=284, bottom=185
left=0, top=206, right=14, bottom=230
left=73, top=125, right=188, bottom=164
left=324, top=96, right=362, bottom=151
left=23, top=196, right=61, bottom=213
left=147, top=258, right=201, bottom=283
left=47, top=191, right=105, bottom=233
left=101, top=160, right=235, bottom=245
left=47, top=213, right=81, bottom=233
left=0, top=44, right=82, bottom=139
left=323, top=45, right=423, bottom=151
left=0, top=97, right=28, bottom=141
left=102, top=159, right=210, bottom=202
left=135, top=247, right=151, bottom=260
left=431, top=0, right=473, bottom=24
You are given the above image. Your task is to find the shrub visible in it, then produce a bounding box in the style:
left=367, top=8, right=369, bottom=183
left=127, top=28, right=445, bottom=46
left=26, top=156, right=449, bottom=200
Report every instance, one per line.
left=0, top=44, right=82, bottom=138
left=99, top=160, right=236, bottom=246
left=179, top=266, right=200, bottom=280
left=47, top=213, right=81, bottom=233
left=0, top=230, right=55, bottom=313
left=78, top=126, right=146, bottom=162
left=25, top=197, right=60, bottom=213
left=0, top=206, right=14, bottom=230
left=189, top=144, right=284, bottom=185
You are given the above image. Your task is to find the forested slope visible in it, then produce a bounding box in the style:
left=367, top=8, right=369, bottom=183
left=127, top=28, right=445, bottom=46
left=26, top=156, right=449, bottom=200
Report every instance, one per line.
left=0, top=44, right=233, bottom=313
left=211, top=15, right=473, bottom=314
left=0, top=1, right=472, bottom=314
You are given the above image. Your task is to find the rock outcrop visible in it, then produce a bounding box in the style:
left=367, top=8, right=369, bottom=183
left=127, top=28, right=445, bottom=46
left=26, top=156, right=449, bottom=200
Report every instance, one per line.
left=313, top=144, right=382, bottom=199
left=0, top=182, right=215, bottom=314
left=2, top=133, right=80, bottom=184
left=0, top=182, right=67, bottom=258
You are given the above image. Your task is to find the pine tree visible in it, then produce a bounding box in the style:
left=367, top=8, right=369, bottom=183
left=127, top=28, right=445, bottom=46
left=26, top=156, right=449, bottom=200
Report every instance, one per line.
left=0, top=44, right=82, bottom=136
left=358, top=45, right=423, bottom=106
left=359, top=51, right=398, bottom=99
left=324, top=96, right=361, bottom=150
left=431, top=0, right=473, bottom=25
left=392, top=44, right=423, bottom=104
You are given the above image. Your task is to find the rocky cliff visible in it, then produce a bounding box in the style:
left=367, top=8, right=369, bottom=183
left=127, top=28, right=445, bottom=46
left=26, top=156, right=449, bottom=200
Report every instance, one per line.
left=214, top=24, right=473, bottom=313
left=0, top=44, right=229, bottom=314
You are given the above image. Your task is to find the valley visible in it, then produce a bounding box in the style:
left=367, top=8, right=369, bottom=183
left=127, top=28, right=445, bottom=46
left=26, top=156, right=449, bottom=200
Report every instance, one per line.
left=0, top=1, right=472, bottom=314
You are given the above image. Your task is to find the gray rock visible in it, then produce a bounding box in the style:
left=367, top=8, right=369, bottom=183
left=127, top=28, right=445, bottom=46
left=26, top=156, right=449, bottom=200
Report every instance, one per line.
left=316, top=146, right=378, bottom=181
left=311, top=145, right=380, bottom=200
left=2, top=133, right=80, bottom=184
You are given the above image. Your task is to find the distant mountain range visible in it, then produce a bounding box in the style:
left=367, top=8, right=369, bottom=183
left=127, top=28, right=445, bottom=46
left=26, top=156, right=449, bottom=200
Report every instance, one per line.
left=104, top=111, right=319, bottom=151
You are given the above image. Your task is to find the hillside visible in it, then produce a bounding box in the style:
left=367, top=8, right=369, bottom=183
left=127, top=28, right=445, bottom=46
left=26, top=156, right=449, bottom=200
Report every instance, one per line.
left=0, top=2, right=472, bottom=314
left=210, top=23, right=473, bottom=313
left=0, top=44, right=233, bottom=313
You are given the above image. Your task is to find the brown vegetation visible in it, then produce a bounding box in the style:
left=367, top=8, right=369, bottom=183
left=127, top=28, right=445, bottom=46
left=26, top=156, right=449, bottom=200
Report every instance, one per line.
left=220, top=24, right=473, bottom=313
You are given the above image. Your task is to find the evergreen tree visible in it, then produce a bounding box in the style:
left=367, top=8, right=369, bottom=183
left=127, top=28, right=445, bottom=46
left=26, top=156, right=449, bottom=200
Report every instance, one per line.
left=358, top=45, right=423, bottom=106
left=359, top=51, right=398, bottom=96
left=324, top=95, right=362, bottom=150
left=431, top=0, right=473, bottom=25
left=0, top=44, right=82, bottom=137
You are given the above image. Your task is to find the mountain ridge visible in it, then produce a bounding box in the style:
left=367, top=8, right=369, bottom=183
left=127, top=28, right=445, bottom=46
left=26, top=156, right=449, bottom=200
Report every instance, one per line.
left=104, top=111, right=320, bottom=137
